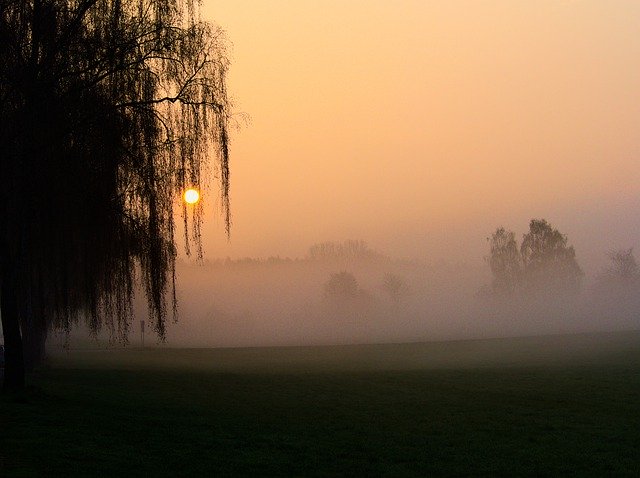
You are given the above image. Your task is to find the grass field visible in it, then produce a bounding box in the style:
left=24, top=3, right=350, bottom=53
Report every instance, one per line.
left=2, top=331, right=640, bottom=476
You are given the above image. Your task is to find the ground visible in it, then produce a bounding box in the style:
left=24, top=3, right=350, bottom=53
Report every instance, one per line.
left=1, top=332, right=640, bottom=476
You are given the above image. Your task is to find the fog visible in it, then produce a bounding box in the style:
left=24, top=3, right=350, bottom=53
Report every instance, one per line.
left=61, top=1, right=640, bottom=348
left=114, top=237, right=636, bottom=349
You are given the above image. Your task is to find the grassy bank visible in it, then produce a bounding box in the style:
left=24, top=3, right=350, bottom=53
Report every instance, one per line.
left=2, top=332, right=640, bottom=476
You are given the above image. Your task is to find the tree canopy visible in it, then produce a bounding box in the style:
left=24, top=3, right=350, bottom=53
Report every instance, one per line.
left=485, top=219, right=582, bottom=298
left=520, top=219, right=582, bottom=294
left=0, top=0, right=232, bottom=389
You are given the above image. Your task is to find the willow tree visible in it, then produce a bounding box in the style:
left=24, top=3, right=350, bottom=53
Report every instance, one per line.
left=0, top=0, right=232, bottom=391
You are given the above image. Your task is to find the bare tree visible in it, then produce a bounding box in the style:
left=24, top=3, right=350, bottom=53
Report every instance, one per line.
left=0, top=0, right=232, bottom=391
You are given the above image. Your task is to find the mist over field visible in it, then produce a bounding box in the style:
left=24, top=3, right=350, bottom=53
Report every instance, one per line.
left=72, top=0, right=634, bottom=350
left=49, top=0, right=637, bottom=350
left=61, top=236, right=634, bottom=349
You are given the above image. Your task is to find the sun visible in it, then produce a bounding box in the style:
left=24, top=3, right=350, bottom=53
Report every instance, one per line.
left=183, top=188, right=200, bottom=205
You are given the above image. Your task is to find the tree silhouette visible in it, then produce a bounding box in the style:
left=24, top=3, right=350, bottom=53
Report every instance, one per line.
left=592, top=249, right=640, bottom=324
left=520, top=219, right=582, bottom=294
left=323, top=272, right=359, bottom=303
left=483, top=220, right=582, bottom=298
left=595, top=249, right=640, bottom=291
left=0, top=0, right=232, bottom=391
left=487, top=227, right=521, bottom=296
left=381, top=273, right=409, bottom=305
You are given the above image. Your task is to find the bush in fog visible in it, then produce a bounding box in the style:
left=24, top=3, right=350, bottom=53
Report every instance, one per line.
left=323, top=272, right=359, bottom=302
left=382, top=273, right=410, bottom=305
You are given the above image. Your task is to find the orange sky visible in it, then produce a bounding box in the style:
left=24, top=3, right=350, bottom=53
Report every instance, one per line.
left=198, top=1, right=640, bottom=272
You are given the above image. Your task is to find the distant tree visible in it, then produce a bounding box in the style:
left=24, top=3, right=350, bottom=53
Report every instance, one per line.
left=520, top=219, right=583, bottom=294
left=323, top=272, right=359, bottom=302
left=592, top=249, right=640, bottom=324
left=0, top=0, right=232, bottom=391
left=487, top=227, right=521, bottom=296
left=595, top=249, right=640, bottom=290
left=382, top=273, right=409, bottom=305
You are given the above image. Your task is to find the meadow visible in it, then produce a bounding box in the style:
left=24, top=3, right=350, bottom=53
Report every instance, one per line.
left=2, top=331, right=640, bottom=476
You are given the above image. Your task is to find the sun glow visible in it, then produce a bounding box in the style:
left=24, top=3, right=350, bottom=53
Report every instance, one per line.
left=183, top=188, right=200, bottom=205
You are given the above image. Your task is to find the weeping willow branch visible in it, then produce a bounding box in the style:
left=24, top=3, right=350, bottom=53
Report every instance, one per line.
left=0, top=0, right=233, bottom=348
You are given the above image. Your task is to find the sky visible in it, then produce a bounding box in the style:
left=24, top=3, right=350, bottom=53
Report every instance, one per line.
left=198, top=1, right=640, bottom=276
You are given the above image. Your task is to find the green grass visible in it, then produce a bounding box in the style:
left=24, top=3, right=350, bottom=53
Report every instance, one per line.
left=2, top=332, right=640, bottom=476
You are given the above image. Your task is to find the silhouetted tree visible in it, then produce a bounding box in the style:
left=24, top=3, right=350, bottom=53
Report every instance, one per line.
left=0, top=0, right=232, bottom=391
left=323, top=272, right=359, bottom=303
left=487, top=227, right=521, bottom=296
left=520, top=219, right=582, bottom=294
left=592, top=249, right=640, bottom=324
left=382, top=273, right=409, bottom=305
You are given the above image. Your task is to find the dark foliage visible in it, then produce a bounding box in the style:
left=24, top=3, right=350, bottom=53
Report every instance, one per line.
left=0, top=0, right=232, bottom=389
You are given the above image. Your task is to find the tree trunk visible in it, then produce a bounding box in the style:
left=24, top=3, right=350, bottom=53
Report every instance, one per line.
left=22, top=321, right=47, bottom=372
left=1, top=273, right=25, bottom=392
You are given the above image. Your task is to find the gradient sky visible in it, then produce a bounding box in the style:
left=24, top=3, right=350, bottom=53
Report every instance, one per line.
left=198, top=1, right=640, bottom=275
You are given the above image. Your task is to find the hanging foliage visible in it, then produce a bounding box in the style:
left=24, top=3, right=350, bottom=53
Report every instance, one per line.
left=0, top=0, right=232, bottom=387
